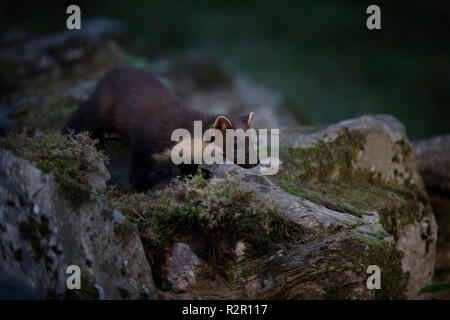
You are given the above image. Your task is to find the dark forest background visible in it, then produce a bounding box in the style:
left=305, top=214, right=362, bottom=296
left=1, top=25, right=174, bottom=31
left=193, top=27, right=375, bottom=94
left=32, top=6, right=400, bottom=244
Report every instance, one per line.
left=1, top=0, right=449, bottom=139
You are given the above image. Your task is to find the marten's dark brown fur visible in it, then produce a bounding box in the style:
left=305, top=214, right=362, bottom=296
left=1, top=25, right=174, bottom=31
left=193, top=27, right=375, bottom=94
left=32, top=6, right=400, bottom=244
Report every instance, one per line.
left=63, top=67, right=255, bottom=191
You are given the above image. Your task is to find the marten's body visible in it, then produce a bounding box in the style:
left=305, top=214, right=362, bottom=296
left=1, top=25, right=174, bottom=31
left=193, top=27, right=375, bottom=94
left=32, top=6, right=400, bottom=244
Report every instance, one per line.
left=64, top=67, right=254, bottom=190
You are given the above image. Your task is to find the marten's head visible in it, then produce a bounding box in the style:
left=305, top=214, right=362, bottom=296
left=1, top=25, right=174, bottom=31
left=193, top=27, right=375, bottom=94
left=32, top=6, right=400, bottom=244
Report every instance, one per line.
left=210, top=112, right=258, bottom=168
left=155, top=112, right=259, bottom=168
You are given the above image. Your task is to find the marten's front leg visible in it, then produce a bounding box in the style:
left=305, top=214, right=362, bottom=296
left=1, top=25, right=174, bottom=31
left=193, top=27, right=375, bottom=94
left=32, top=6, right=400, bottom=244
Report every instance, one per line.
left=177, top=164, right=198, bottom=176
left=129, top=146, right=153, bottom=191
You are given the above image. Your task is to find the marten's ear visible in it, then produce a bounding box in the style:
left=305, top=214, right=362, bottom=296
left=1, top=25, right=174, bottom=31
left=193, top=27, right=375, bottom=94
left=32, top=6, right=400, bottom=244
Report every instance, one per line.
left=247, top=112, right=255, bottom=128
left=212, top=116, right=233, bottom=131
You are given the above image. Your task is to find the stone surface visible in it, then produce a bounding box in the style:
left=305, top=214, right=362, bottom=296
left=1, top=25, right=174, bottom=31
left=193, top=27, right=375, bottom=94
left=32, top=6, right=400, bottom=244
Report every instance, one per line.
left=174, top=114, right=436, bottom=300
left=276, top=115, right=436, bottom=299
left=165, top=243, right=202, bottom=293
left=414, top=135, right=450, bottom=299
left=414, top=135, right=450, bottom=193
left=0, top=150, right=157, bottom=299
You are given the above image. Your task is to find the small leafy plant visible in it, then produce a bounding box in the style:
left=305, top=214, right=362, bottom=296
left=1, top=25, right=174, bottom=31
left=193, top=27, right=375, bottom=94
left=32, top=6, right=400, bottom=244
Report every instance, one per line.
left=419, top=282, right=450, bottom=295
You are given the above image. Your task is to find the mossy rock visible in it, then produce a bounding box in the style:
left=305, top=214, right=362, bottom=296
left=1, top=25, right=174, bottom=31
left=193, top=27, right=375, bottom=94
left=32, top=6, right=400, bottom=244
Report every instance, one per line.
left=64, top=273, right=99, bottom=300
left=102, top=171, right=302, bottom=283
left=272, top=126, right=428, bottom=232
left=265, top=115, right=436, bottom=299
left=358, top=238, right=407, bottom=300
left=0, top=131, right=107, bottom=207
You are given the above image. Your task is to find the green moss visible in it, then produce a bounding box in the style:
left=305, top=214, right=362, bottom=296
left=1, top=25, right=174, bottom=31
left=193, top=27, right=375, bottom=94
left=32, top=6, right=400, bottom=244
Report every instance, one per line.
left=276, top=128, right=366, bottom=183
left=65, top=273, right=99, bottom=300
left=358, top=238, right=407, bottom=300
left=271, top=128, right=426, bottom=229
left=272, top=129, right=373, bottom=215
left=102, top=171, right=302, bottom=277
left=378, top=203, right=421, bottom=236
left=324, top=285, right=340, bottom=300
left=0, top=131, right=107, bottom=207
left=114, top=222, right=135, bottom=244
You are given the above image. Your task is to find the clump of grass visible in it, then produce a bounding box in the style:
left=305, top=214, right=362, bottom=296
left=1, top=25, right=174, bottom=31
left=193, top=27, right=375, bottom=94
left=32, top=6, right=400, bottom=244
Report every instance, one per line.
left=0, top=130, right=107, bottom=207
left=103, top=171, right=302, bottom=272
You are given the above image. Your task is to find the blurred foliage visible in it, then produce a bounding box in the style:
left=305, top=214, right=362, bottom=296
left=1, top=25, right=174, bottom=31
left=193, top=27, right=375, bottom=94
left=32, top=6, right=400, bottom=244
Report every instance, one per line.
left=1, top=0, right=449, bottom=139
left=419, top=282, right=450, bottom=295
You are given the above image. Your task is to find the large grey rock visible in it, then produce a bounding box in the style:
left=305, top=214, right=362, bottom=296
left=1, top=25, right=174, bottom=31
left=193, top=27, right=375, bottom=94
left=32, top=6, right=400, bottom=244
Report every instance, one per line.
left=414, top=135, right=450, bottom=299
left=165, top=243, right=202, bottom=293
left=279, top=115, right=436, bottom=299
left=0, top=18, right=124, bottom=80
left=414, top=135, right=450, bottom=193
left=0, top=150, right=157, bottom=299
left=192, top=115, right=436, bottom=299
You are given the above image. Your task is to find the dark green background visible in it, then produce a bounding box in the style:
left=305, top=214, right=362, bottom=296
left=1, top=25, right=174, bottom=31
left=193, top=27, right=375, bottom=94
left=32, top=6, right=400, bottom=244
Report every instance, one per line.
left=1, top=0, right=449, bottom=139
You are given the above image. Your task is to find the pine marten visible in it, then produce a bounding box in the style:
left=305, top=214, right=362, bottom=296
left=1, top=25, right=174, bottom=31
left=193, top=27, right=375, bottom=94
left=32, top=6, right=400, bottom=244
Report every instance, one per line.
left=63, top=67, right=257, bottom=191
